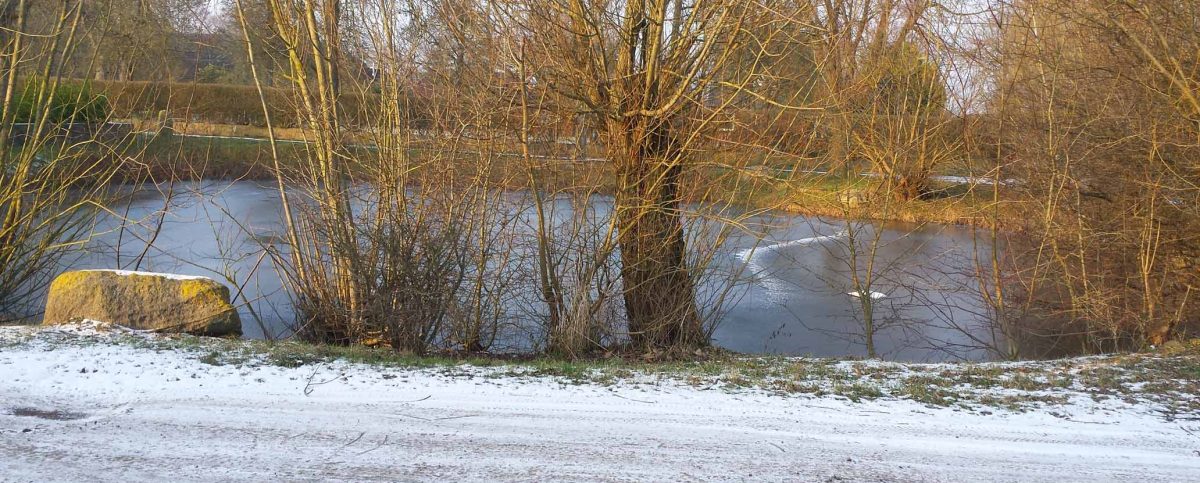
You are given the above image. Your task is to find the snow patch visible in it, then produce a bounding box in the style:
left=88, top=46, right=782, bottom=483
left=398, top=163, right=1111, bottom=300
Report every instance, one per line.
left=1, top=324, right=1198, bottom=481
left=75, top=269, right=212, bottom=282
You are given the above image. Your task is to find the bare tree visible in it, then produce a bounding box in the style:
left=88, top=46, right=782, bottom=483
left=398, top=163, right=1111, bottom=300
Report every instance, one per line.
left=521, top=0, right=782, bottom=351
left=0, top=0, right=125, bottom=320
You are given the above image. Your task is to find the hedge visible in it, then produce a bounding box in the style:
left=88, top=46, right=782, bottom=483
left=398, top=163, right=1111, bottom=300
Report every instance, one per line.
left=78, top=80, right=385, bottom=128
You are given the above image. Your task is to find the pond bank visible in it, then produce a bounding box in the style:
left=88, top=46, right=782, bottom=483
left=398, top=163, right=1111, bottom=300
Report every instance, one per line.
left=85, top=130, right=1010, bottom=229
left=5, top=321, right=1197, bottom=413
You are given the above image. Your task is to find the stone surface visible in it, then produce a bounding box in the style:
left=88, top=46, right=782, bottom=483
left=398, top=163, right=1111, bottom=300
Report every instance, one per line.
left=837, top=189, right=869, bottom=208
left=43, top=270, right=241, bottom=336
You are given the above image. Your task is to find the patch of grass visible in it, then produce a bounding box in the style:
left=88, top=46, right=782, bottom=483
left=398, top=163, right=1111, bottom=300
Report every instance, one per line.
left=974, top=394, right=1068, bottom=412
left=721, top=370, right=753, bottom=388
left=198, top=350, right=223, bottom=366
left=832, top=382, right=884, bottom=402
left=1000, top=373, right=1045, bottom=391
left=767, top=170, right=1019, bottom=228
left=1078, top=367, right=1124, bottom=394
left=786, top=359, right=846, bottom=381
left=848, top=362, right=904, bottom=381
left=1047, top=374, right=1074, bottom=389
left=769, top=379, right=826, bottom=395
left=899, top=375, right=961, bottom=406
left=1184, top=361, right=1200, bottom=380
left=943, top=365, right=1005, bottom=387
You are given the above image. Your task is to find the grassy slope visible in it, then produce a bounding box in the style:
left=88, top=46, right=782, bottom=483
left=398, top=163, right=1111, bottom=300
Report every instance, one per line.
left=7, top=323, right=1196, bottom=416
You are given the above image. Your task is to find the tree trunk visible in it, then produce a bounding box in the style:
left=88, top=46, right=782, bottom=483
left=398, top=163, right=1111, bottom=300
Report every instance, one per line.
left=892, top=175, right=925, bottom=202
left=608, top=118, right=703, bottom=351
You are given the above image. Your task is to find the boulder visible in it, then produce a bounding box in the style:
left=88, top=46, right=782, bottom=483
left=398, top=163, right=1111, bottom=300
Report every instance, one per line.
left=837, top=189, right=869, bottom=208
left=43, top=270, right=241, bottom=336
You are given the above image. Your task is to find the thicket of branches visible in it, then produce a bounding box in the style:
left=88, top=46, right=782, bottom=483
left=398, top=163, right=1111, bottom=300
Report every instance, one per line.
left=0, top=0, right=126, bottom=321
left=3, top=0, right=1196, bottom=359
left=977, top=0, right=1200, bottom=354
left=226, top=0, right=1200, bottom=357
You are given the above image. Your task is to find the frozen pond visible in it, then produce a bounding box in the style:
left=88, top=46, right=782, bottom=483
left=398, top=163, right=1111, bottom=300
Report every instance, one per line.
left=56, top=180, right=1001, bottom=361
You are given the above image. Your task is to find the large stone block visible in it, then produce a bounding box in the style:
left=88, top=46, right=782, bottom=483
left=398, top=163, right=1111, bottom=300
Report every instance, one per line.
left=43, top=270, right=241, bottom=336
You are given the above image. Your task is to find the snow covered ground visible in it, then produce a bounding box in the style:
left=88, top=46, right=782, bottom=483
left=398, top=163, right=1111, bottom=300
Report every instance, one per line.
left=2, top=323, right=1198, bottom=482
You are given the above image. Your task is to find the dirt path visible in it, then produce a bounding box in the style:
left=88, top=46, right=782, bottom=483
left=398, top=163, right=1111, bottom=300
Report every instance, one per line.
left=2, top=330, right=1198, bottom=482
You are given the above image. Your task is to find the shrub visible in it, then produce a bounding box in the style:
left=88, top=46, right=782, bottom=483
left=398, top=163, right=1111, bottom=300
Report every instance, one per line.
left=194, top=65, right=233, bottom=84
left=13, top=79, right=111, bottom=124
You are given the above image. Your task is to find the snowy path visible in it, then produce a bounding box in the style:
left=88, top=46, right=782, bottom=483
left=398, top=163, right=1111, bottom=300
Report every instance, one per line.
left=2, top=330, right=1198, bottom=482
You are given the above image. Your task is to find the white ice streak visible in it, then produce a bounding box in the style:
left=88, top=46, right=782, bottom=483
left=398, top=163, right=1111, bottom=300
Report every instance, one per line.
left=735, top=229, right=848, bottom=264
left=735, top=230, right=848, bottom=290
